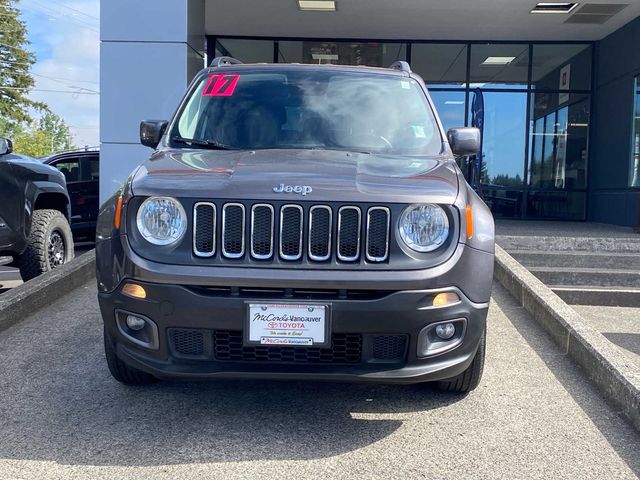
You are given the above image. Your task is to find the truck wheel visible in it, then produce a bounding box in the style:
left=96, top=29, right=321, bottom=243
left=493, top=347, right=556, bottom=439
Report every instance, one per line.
left=436, top=329, right=486, bottom=394
left=104, top=328, right=157, bottom=385
left=17, top=209, right=75, bottom=281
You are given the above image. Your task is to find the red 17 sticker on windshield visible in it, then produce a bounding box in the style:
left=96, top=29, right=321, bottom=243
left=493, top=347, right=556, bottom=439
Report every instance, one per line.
left=202, top=74, right=240, bottom=97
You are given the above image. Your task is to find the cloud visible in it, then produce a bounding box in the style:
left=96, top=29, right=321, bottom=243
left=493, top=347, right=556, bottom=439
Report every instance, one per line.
left=22, top=0, right=100, bottom=147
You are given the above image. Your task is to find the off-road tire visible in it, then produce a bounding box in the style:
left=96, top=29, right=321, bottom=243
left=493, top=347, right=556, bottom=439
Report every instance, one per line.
left=17, top=209, right=74, bottom=281
left=104, top=328, right=157, bottom=385
left=436, top=328, right=486, bottom=394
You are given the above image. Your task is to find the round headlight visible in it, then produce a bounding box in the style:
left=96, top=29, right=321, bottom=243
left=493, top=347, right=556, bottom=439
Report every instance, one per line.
left=399, top=204, right=449, bottom=252
left=136, top=196, right=187, bottom=246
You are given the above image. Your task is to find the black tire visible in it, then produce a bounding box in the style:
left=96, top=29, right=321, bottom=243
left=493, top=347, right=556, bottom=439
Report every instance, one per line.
left=17, top=209, right=74, bottom=281
left=104, top=328, right=157, bottom=385
left=436, top=328, right=486, bottom=394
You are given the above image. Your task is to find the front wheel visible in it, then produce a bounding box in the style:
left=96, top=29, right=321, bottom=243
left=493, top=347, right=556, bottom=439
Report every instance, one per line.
left=436, top=328, right=486, bottom=394
left=17, top=209, right=74, bottom=281
left=104, top=328, right=157, bottom=385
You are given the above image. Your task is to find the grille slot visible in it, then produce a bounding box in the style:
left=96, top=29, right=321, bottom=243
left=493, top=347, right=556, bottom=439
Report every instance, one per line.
left=170, top=329, right=205, bottom=356
left=372, top=335, right=407, bottom=361
left=251, top=204, right=274, bottom=259
left=337, top=206, right=361, bottom=262
left=279, top=205, right=303, bottom=260
left=193, top=202, right=216, bottom=257
left=214, top=330, right=362, bottom=364
left=222, top=203, right=245, bottom=258
left=366, top=207, right=390, bottom=262
left=308, top=205, right=332, bottom=261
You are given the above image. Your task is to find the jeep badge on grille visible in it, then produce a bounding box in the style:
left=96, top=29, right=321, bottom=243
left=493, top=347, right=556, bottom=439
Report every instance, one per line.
left=273, top=184, right=313, bottom=196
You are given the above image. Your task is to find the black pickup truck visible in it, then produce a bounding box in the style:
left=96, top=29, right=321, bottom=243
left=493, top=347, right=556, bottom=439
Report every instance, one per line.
left=0, top=136, right=74, bottom=281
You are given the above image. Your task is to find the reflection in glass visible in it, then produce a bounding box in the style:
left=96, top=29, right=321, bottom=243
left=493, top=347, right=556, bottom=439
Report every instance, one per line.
left=528, top=93, right=589, bottom=190
left=466, top=91, right=527, bottom=218
left=429, top=91, right=466, bottom=133
left=531, top=44, right=591, bottom=91
left=469, top=44, right=529, bottom=89
left=470, top=91, right=527, bottom=188
left=411, top=44, right=467, bottom=88
left=526, top=191, right=586, bottom=220
left=631, top=76, right=640, bottom=187
left=215, top=39, right=274, bottom=63
left=277, top=41, right=406, bottom=66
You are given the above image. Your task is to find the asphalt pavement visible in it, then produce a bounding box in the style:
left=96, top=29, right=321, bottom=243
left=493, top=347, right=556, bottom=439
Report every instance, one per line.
left=0, top=281, right=638, bottom=479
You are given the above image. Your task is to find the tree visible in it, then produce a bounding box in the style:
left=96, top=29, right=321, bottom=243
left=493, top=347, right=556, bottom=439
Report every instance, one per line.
left=12, top=112, right=75, bottom=157
left=0, top=0, right=46, bottom=125
left=39, top=112, right=72, bottom=152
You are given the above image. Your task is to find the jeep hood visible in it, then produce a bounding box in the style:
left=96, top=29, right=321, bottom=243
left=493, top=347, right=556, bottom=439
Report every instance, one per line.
left=131, top=148, right=459, bottom=204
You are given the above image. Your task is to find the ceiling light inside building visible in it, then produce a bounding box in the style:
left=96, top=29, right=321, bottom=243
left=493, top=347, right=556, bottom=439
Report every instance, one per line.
left=481, top=56, right=516, bottom=66
left=312, top=53, right=339, bottom=60
left=298, top=0, right=337, bottom=11
left=531, top=2, right=579, bottom=14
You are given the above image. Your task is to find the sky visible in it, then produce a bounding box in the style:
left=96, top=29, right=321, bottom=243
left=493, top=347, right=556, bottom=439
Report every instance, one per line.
left=19, top=0, right=100, bottom=147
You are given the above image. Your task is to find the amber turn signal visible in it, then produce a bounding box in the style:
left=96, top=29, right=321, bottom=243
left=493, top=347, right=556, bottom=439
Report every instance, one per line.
left=122, top=283, right=147, bottom=299
left=465, top=204, right=473, bottom=239
left=432, top=292, right=460, bottom=307
left=114, top=195, right=123, bottom=230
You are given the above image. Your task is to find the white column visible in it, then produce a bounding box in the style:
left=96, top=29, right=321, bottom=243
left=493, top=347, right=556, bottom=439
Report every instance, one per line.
left=99, top=0, right=205, bottom=202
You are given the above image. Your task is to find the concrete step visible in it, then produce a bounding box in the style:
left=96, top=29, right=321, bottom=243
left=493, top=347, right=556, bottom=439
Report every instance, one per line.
left=497, top=235, right=640, bottom=253
left=510, top=250, right=640, bottom=270
left=553, top=286, right=640, bottom=307
left=530, top=266, right=640, bottom=288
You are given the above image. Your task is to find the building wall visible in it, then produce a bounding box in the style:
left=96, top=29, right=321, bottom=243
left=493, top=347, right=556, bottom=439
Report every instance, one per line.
left=99, top=0, right=205, bottom=202
left=590, top=16, right=640, bottom=226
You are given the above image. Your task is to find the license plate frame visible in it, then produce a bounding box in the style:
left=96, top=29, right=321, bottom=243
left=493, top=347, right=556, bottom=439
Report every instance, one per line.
left=245, top=302, right=331, bottom=347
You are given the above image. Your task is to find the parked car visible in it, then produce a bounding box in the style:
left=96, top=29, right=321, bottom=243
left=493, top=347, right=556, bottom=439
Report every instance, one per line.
left=43, top=148, right=99, bottom=239
left=0, top=136, right=75, bottom=281
left=96, top=58, right=495, bottom=392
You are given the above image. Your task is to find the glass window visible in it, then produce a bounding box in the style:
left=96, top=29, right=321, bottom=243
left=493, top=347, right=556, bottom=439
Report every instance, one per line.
left=215, top=39, right=274, bottom=63
left=82, top=156, right=99, bottom=181
left=429, top=91, right=466, bottom=133
left=529, top=92, right=590, bottom=190
left=53, top=159, right=80, bottom=182
left=172, top=70, right=442, bottom=156
left=526, top=191, right=586, bottom=220
left=531, top=44, right=591, bottom=91
left=411, top=44, right=467, bottom=88
left=277, top=41, right=406, bottom=67
left=468, top=91, right=527, bottom=187
left=469, top=44, right=529, bottom=89
left=631, top=76, right=640, bottom=187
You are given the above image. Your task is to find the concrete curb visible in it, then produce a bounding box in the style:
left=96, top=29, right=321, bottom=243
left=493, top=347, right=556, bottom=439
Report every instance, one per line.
left=494, top=244, right=640, bottom=431
left=0, top=250, right=96, bottom=334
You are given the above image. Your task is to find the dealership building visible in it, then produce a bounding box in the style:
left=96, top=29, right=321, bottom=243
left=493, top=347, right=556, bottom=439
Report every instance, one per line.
left=100, top=0, right=640, bottom=226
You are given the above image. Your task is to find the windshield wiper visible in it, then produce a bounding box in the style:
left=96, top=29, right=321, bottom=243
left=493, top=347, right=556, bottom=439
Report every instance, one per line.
left=171, top=136, right=234, bottom=150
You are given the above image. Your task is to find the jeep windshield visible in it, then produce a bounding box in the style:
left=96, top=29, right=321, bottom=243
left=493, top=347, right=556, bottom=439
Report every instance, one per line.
left=170, top=69, right=443, bottom=156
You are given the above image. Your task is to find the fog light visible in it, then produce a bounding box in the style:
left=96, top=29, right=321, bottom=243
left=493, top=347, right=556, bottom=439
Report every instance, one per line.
left=435, top=323, right=456, bottom=340
left=122, top=283, right=146, bottom=299
left=125, top=314, right=146, bottom=331
left=433, top=292, right=460, bottom=307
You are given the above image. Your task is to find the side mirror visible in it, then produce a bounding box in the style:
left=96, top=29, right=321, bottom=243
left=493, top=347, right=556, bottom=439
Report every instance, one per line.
left=447, top=127, right=480, bottom=157
left=0, top=137, right=13, bottom=156
left=140, top=120, right=169, bottom=149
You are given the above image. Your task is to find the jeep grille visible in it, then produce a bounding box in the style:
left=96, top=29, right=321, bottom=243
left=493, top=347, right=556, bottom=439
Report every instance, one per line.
left=192, top=202, right=390, bottom=263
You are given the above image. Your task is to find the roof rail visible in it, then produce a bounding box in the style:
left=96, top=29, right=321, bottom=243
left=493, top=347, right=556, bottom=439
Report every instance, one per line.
left=389, top=61, right=411, bottom=73
left=209, top=56, right=243, bottom=68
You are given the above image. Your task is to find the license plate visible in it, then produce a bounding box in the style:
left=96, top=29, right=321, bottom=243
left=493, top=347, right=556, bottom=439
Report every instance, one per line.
left=247, top=303, right=328, bottom=346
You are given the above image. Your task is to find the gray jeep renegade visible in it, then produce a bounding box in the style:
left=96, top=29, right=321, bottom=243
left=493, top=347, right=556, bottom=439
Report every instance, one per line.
left=96, top=57, right=495, bottom=393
